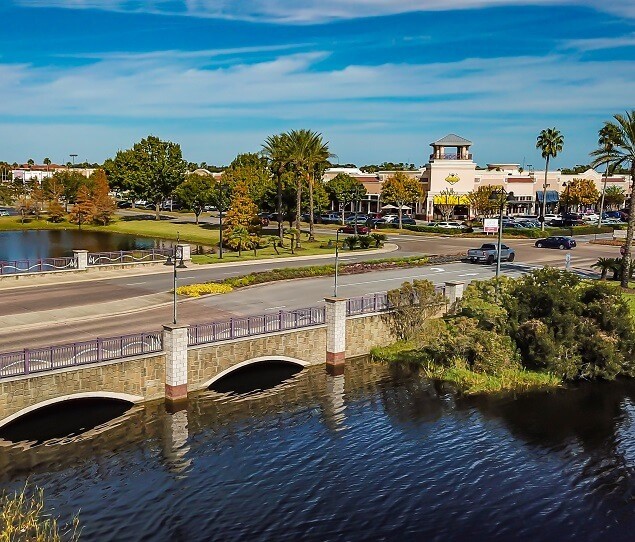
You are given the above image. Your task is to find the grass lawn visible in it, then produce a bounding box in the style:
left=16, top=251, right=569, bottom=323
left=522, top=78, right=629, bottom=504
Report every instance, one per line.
left=623, top=291, right=635, bottom=317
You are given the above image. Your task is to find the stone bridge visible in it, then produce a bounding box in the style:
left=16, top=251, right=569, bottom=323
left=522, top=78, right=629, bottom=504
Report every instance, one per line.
left=0, top=283, right=465, bottom=428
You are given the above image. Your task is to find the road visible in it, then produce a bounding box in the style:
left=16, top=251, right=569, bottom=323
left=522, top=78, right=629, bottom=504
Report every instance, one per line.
left=0, top=233, right=620, bottom=351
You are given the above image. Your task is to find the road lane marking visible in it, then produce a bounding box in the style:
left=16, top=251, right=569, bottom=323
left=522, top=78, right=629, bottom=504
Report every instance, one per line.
left=429, top=267, right=445, bottom=272
left=458, top=273, right=479, bottom=277
left=265, top=306, right=286, bottom=310
left=125, top=282, right=147, bottom=285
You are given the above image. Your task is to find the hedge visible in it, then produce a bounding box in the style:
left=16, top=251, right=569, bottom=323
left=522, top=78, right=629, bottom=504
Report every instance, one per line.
left=403, top=225, right=474, bottom=234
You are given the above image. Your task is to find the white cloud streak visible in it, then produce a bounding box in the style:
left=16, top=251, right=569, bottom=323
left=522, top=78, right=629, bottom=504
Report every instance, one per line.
left=564, top=33, right=635, bottom=52
left=15, top=0, right=635, bottom=23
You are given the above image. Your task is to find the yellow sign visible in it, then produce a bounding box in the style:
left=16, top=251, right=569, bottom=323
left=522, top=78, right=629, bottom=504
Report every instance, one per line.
left=433, top=194, right=470, bottom=205
left=445, top=173, right=460, bottom=184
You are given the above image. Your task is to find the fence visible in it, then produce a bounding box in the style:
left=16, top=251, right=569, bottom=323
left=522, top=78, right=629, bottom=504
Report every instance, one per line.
left=188, top=306, right=326, bottom=346
left=0, top=331, right=163, bottom=379
left=0, top=257, right=76, bottom=275
left=87, top=248, right=172, bottom=266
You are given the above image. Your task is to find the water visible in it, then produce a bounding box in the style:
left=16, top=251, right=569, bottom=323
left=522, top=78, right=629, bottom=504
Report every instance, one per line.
left=1, top=359, right=635, bottom=541
left=0, top=230, right=174, bottom=260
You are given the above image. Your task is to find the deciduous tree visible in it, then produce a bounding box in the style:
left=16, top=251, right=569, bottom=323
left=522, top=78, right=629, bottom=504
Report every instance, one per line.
left=174, top=173, right=214, bottom=225
left=225, top=181, right=260, bottom=246
left=560, top=178, right=600, bottom=209
left=327, top=173, right=367, bottom=225
left=91, top=170, right=116, bottom=225
left=466, top=185, right=498, bottom=217
left=108, top=135, right=186, bottom=220
left=69, top=185, right=94, bottom=229
left=380, top=171, right=423, bottom=229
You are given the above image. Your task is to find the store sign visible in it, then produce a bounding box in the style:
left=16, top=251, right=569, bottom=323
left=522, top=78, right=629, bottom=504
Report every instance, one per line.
left=445, top=173, right=460, bottom=184
left=433, top=194, right=470, bottom=205
left=483, top=218, right=499, bottom=233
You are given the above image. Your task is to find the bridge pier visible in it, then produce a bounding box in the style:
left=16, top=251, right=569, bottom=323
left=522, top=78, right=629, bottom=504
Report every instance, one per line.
left=163, top=324, right=189, bottom=403
left=444, top=281, right=465, bottom=308
left=325, top=297, right=347, bottom=372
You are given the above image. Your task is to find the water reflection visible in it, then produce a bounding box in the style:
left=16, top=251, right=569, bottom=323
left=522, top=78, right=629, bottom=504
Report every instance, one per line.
left=0, top=361, right=634, bottom=541
left=0, top=230, right=176, bottom=260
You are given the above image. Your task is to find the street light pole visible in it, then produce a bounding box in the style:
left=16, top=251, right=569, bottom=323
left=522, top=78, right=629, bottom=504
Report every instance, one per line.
left=496, top=201, right=504, bottom=279
left=165, top=235, right=187, bottom=325
left=334, top=228, right=340, bottom=297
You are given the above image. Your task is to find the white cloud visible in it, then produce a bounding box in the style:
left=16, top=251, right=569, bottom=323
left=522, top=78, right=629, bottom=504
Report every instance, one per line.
left=15, top=0, right=635, bottom=23
left=563, top=33, right=635, bottom=52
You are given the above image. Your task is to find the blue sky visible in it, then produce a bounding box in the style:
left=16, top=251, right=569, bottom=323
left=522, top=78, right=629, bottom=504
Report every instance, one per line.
left=1, top=1, right=634, bottom=168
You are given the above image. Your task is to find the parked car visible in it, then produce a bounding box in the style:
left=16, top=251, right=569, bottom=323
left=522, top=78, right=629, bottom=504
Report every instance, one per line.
left=0, top=210, right=10, bottom=217
left=338, top=225, right=370, bottom=235
left=548, top=218, right=584, bottom=227
left=345, top=215, right=369, bottom=224
left=116, top=200, right=132, bottom=208
left=429, top=221, right=464, bottom=229
left=535, top=236, right=576, bottom=249
left=467, top=243, right=515, bottom=264
left=582, top=214, right=600, bottom=222
left=321, top=213, right=342, bottom=224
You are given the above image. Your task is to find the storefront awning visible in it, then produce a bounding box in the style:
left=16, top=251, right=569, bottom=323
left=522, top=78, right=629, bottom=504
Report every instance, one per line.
left=535, top=190, right=559, bottom=203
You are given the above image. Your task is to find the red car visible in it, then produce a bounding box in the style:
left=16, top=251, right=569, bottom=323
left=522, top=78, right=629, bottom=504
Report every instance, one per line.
left=338, top=225, right=370, bottom=235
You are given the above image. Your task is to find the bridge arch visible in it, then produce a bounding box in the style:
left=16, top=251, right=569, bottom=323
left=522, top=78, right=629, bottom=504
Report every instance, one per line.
left=202, top=355, right=309, bottom=389
left=0, top=391, right=143, bottom=429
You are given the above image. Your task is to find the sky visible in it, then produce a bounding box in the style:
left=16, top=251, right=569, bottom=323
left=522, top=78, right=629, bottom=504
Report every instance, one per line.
left=1, top=1, right=634, bottom=168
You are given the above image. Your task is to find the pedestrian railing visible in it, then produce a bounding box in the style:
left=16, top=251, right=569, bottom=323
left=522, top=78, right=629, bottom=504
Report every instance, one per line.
left=0, top=290, right=430, bottom=378
left=0, top=331, right=163, bottom=378
left=87, top=248, right=172, bottom=266
left=0, top=257, right=77, bottom=275
left=188, top=306, right=326, bottom=346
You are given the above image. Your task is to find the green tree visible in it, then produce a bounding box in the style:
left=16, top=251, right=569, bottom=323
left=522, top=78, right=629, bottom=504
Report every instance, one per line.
left=326, top=173, right=368, bottom=225
left=209, top=176, right=233, bottom=259
left=593, top=111, right=635, bottom=287
left=262, top=133, right=292, bottom=239
left=228, top=225, right=251, bottom=257
left=51, top=170, right=89, bottom=211
left=174, top=173, right=214, bottom=224
left=223, top=152, right=272, bottom=207
left=536, top=127, right=564, bottom=230
left=591, top=122, right=623, bottom=227
left=603, top=185, right=625, bottom=210
left=68, top=185, right=93, bottom=228
left=108, top=135, right=186, bottom=220
left=380, top=171, right=423, bottom=228
left=91, top=169, right=116, bottom=225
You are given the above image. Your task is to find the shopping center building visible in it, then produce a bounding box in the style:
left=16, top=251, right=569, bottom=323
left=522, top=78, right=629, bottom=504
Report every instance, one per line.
left=324, top=134, right=630, bottom=220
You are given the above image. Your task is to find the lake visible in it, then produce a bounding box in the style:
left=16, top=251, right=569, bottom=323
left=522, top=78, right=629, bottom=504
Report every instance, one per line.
left=0, top=230, right=175, bottom=261
left=1, top=358, right=634, bottom=541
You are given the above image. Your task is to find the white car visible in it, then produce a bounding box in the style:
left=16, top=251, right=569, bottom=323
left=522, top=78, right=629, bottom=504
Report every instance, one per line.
left=543, top=214, right=561, bottom=221
left=0, top=210, right=9, bottom=217
left=431, top=221, right=464, bottom=229
left=582, top=214, right=600, bottom=222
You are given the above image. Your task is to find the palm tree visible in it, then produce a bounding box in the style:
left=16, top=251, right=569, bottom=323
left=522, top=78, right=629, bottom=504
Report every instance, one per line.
left=262, top=133, right=291, bottom=240
left=302, top=132, right=330, bottom=241
left=596, top=111, right=635, bottom=287
left=536, top=128, right=564, bottom=231
left=591, top=123, right=622, bottom=228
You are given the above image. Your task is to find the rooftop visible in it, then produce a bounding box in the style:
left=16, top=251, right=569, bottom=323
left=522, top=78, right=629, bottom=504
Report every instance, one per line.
left=430, top=134, right=472, bottom=147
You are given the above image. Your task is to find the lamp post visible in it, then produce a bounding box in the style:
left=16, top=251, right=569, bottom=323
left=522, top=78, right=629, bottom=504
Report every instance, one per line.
left=165, top=237, right=187, bottom=325
left=334, top=228, right=341, bottom=297
left=489, top=188, right=515, bottom=279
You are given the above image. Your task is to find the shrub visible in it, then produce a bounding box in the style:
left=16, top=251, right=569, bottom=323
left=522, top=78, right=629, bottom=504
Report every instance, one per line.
left=371, top=233, right=386, bottom=247
left=176, top=283, right=233, bottom=297
left=387, top=280, right=446, bottom=340
left=403, top=225, right=473, bottom=234
left=358, top=235, right=373, bottom=249
left=343, top=235, right=358, bottom=249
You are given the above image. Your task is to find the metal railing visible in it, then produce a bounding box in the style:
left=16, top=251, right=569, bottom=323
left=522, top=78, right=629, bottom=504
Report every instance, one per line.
left=87, top=248, right=172, bottom=266
left=0, top=257, right=76, bottom=275
left=188, top=306, right=326, bottom=346
left=346, top=292, right=390, bottom=316
left=0, top=331, right=163, bottom=378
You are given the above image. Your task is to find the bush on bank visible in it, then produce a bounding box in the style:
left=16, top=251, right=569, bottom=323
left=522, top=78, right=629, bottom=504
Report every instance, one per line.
left=373, top=268, right=635, bottom=395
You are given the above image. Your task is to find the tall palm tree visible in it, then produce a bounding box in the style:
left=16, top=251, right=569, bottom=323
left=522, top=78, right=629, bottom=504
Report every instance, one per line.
left=302, top=132, right=330, bottom=241
left=591, top=123, right=622, bottom=228
left=536, top=128, right=564, bottom=231
left=596, top=111, right=635, bottom=287
left=285, top=129, right=312, bottom=248
left=262, top=133, right=291, bottom=239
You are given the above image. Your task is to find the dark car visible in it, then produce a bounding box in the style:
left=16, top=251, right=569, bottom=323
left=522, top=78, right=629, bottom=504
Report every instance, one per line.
left=117, top=200, right=132, bottom=208
left=339, top=225, right=371, bottom=235
left=548, top=218, right=584, bottom=227
left=535, top=236, right=576, bottom=250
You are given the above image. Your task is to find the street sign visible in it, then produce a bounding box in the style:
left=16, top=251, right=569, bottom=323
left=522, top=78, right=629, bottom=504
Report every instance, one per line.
left=483, top=218, right=499, bottom=233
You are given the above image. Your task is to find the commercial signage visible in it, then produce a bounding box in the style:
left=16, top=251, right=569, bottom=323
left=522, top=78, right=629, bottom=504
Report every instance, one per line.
left=483, top=218, right=499, bottom=233
left=445, top=173, right=460, bottom=185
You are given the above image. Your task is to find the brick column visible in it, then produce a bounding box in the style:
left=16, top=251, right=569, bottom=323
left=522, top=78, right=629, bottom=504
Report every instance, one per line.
left=444, top=281, right=465, bottom=307
left=73, top=249, right=88, bottom=270
left=177, top=244, right=191, bottom=261
left=325, top=297, right=347, bottom=370
left=163, top=324, right=189, bottom=403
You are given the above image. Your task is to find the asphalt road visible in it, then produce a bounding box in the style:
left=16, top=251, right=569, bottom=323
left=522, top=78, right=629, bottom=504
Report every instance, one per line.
left=0, top=233, right=620, bottom=351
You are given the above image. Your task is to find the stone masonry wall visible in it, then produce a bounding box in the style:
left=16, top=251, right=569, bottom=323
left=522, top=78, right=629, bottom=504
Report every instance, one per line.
left=346, top=313, right=397, bottom=357
left=0, top=354, right=165, bottom=421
